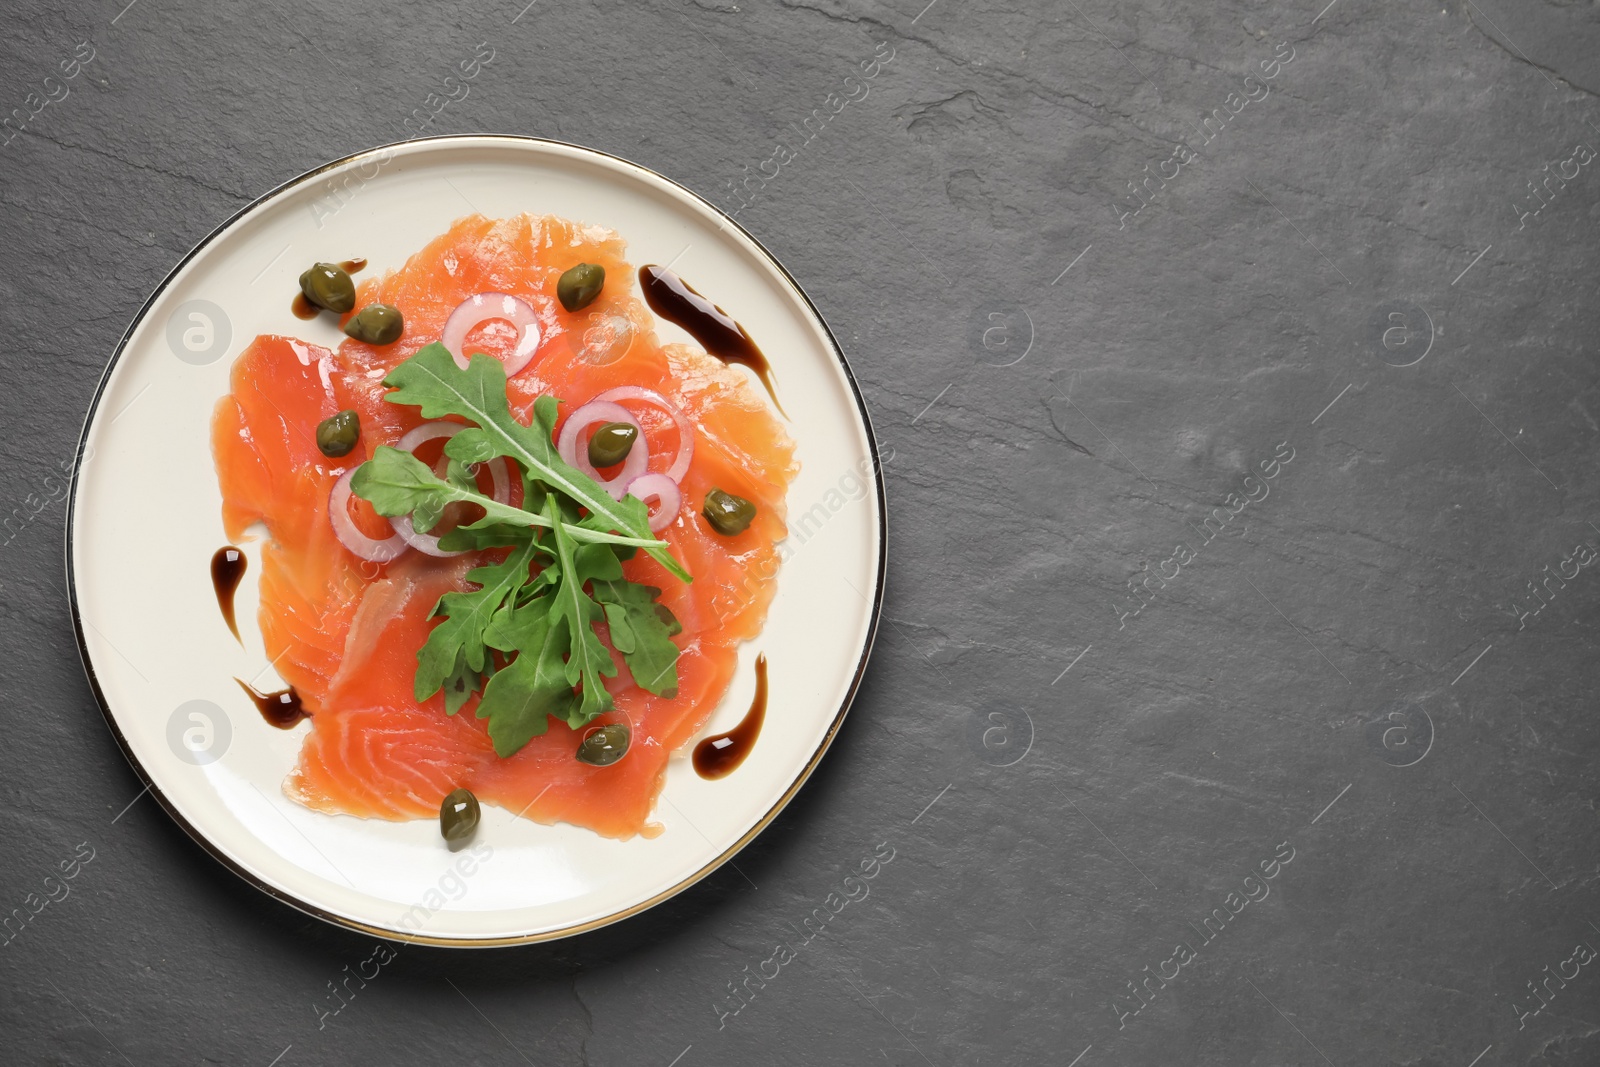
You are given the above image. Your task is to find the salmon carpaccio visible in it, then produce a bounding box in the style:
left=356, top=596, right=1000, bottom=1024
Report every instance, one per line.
left=211, top=214, right=798, bottom=839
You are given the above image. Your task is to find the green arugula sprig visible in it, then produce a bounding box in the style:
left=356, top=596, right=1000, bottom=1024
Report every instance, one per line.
left=349, top=342, right=687, bottom=757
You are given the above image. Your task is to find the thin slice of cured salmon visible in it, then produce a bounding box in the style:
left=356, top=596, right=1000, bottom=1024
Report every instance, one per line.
left=211, top=214, right=797, bottom=838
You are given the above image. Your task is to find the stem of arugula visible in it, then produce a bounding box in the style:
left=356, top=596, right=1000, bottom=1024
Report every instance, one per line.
left=400, top=462, right=676, bottom=554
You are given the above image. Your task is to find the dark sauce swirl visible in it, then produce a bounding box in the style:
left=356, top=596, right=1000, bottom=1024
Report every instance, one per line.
left=639, top=265, right=784, bottom=415
left=210, top=546, right=247, bottom=642
left=236, top=679, right=309, bottom=729
left=693, top=654, right=768, bottom=779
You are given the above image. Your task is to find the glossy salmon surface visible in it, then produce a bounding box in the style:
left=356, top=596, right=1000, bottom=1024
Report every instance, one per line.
left=211, top=214, right=797, bottom=838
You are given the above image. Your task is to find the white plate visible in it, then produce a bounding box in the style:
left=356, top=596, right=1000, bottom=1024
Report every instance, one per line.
left=67, top=136, right=885, bottom=945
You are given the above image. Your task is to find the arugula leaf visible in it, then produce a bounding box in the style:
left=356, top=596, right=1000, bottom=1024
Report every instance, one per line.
left=443, top=458, right=481, bottom=495
left=352, top=446, right=547, bottom=531
left=476, top=596, right=580, bottom=754
left=413, top=543, right=535, bottom=704
left=435, top=519, right=536, bottom=553
left=441, top=651, right=480, bottom=714
left=543, top=495, right=619, bottom=722
left=417, top=459, right=480, bottom=534
left=382, top=343, right=690, bottom=581
left=592, top=579, right=683, bottom=697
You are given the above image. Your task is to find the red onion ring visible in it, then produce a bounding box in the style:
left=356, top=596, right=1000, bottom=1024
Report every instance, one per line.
left=328, top=467, right=407, bottom=563
left=390, top=513, right=454, bottom=558
left=556, top=401, right=649, bottom=500
left=392, top=422, right=513, bottom=556
left=625, top=473, right=682, bottom=533
left=592, top=386, right=695, bottom=484
left=441, top=293, right=541, bottom=377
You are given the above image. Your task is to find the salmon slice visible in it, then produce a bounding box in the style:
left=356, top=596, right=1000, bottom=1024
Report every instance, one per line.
left=288, top=555, right=492, bottom=818
left=289, top=704, right=498, bottom=819
left=211, top=214, right=798, bottom=838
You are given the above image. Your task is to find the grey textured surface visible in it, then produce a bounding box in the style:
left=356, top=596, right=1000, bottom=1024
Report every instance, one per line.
left=3, top=0, right=1599, bottom=1063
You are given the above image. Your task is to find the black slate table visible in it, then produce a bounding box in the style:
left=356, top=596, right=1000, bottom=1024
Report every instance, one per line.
left=4, top=0, right=1599, bottom=1064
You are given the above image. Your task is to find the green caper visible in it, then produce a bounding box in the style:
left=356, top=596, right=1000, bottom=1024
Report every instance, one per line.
left=316, top=409, right=361, bottom=458
left=298, top=261, right=356, bottom=313
left=439, top=787, right=480, bottom=843
left=587, top=422, right=637, bottom=468
left=702, top=488, right=757, bottom=536
left=342, top=303, right=404, bottom=345
left=576, top=723, right=630, bottom=766
left=557, top=262, right=605, bottom=312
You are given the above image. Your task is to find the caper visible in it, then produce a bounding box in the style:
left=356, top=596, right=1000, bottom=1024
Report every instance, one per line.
left=576, top=723, right=630, bottom=766
left=342, top=303, right=404, bottom=345
left=298, top=261, right=356, bottom=313
left=702, top=488, right=757, bottom=536
left=316, top=409, right=361, bottom=458
left=557, top=262, right=605, bottom=312
left=439, top=787, right=480, bottom=843
left=587, top=422, right=637, bottom=468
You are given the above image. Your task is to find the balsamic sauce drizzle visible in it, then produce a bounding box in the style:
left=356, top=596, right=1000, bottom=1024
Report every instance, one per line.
left=693, top=654, right=768, bottom=779
left=236, top=679, right=309, bottom=729
left=210, top=546, right=246, bottom=642
left=639, top=265, right=784, bottom=415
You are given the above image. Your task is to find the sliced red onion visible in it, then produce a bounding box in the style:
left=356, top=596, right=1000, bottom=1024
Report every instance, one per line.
left=625, top=473, right=682, bottom=533
left=556, top=401, right=649, bottom=500
left=592, top=386, right=695, bottom=484
left=391, top=513, right=454, bottom=558
left=397, top=420, right=459, bottom=455
left=442, top=292, right=541, bottom=377
left=328, top=468, right=407, bottom=563
left=392, top=421, right=513, bottom=555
